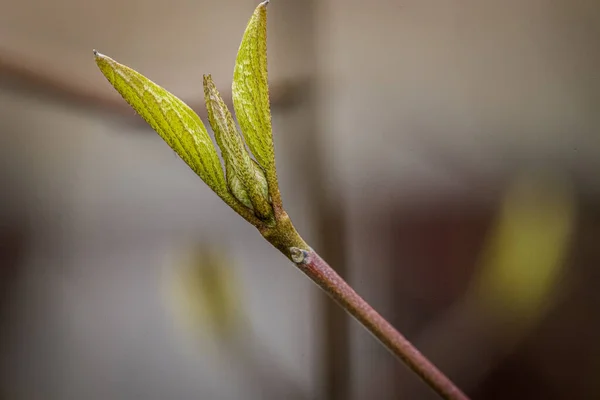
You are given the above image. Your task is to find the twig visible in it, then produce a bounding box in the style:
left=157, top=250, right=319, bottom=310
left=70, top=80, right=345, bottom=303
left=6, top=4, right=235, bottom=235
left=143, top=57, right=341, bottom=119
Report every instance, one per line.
left=289, top=247, right=470, bottom=400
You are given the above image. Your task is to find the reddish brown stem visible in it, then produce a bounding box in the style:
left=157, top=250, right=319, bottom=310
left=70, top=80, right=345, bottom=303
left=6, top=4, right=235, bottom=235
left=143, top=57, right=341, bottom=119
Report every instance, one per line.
left=290, top=247, right=469, bottom=400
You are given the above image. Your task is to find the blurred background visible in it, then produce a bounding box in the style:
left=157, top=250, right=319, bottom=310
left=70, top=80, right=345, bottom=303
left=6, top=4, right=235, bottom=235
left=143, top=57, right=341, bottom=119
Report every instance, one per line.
left=1, top=0, right=599, bottom=399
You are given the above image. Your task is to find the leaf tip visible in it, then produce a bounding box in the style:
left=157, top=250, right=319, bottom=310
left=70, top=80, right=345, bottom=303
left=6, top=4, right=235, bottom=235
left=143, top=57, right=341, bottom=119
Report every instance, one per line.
left=93, top=50, right=115, bottom=73
left=93, top=50, right=116, bottom=82
left=92, top=49, right=107, bottom=61
left=203, top=74, right=216, bottom=99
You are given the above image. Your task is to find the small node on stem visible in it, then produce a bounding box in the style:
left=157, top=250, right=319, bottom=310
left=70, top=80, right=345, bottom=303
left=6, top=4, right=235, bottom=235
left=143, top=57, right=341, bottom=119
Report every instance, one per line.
left=290, top=247, right=308, bottom=264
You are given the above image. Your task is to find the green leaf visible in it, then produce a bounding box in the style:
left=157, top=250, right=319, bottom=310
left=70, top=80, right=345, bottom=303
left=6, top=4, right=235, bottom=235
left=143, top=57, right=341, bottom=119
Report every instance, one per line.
left=232, top=1, right=275, bottom=173
left=226, top=159, right=269, bottom=211
left=93, top=51, right=227, bottom=197
left=203, top=75, right=272, bottom=220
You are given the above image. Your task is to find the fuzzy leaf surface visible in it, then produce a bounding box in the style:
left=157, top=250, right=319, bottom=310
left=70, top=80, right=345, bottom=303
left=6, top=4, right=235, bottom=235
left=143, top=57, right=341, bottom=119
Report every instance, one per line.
left=204, top=74, right=271, bottom=218
left=232, top=1, right=275, bottom=173
left=94, top=51, right=227, bottom=196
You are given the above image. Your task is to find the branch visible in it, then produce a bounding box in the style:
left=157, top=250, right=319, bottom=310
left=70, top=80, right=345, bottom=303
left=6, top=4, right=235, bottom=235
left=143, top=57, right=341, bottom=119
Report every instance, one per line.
left=289, top=247, right=470, bottom=400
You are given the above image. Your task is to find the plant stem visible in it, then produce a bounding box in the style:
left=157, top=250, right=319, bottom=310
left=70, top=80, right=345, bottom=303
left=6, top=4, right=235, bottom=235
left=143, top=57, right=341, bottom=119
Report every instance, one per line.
left=289, top=247, right=470, bottom=400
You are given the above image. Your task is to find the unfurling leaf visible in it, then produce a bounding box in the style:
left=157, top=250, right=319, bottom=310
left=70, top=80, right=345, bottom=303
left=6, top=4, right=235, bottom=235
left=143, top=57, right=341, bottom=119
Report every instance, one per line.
left=93, top=51, right=227, bottom=197
left=232, top=1, right=275, bottom=175
left=226, top=159, right=269, bottom=211
left=203, top=75, right=272, bottom=220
